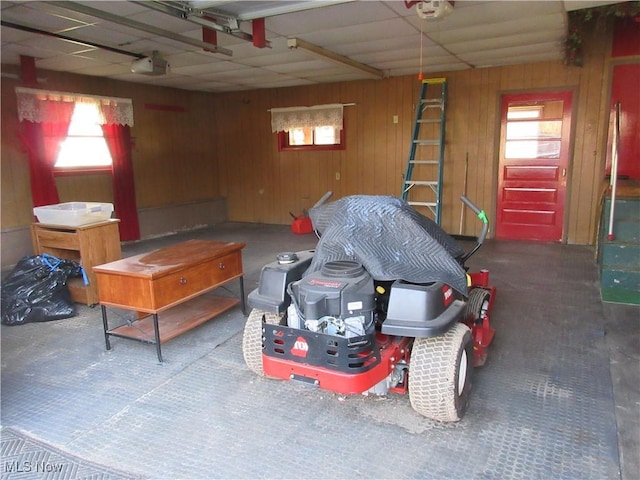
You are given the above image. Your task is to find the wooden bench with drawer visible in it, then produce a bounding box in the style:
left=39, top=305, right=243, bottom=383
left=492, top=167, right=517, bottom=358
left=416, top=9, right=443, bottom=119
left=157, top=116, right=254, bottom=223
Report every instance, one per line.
left=93, top=239, right=246, bottom=362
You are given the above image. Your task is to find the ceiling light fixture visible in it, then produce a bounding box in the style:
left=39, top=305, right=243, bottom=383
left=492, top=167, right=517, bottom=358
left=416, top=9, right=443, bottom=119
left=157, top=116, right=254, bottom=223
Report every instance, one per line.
left=416, top=0, right=454, bottom=19
left=287, top=38, right=384, bottom=79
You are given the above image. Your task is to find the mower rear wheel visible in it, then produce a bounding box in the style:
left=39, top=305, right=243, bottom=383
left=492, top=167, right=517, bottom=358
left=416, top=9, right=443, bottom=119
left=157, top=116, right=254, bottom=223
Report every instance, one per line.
left=242, top=308, right=282, bottom=377
left=408, top=322, right=473, bottom=422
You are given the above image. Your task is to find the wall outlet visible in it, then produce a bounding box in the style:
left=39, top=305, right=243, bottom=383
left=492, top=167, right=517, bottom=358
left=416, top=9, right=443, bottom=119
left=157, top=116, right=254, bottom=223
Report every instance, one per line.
left=393, top=115, right=398, bottom=124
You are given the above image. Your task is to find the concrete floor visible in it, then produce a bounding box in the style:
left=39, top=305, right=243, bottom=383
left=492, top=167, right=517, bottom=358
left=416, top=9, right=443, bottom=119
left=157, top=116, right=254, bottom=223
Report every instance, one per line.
left=1, top=222, right=638, bottom=479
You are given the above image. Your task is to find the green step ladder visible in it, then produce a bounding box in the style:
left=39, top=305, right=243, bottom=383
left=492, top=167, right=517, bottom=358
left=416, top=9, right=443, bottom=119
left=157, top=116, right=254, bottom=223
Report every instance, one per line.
left=401, top=77, right=447, bottom=224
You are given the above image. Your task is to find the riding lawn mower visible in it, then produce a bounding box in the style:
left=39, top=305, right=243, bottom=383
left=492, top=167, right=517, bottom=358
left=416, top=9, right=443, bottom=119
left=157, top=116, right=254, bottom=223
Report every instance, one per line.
left=242, top=193, right=496, bottom=422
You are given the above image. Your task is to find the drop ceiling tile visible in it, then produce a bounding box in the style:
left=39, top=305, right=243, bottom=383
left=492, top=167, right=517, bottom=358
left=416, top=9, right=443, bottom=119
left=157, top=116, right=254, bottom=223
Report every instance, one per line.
left=351, top=43, right=460, bottom=68
left=303, top=18, right=417, bottom=49
left=223, top=40, right=283, bottom=59
left=382, top=0, right=425, bottom=17
left=353, top=44, right=450, bottom=64
left=409, top=0, right=564, bottom=33
left=68, top=47, right=133, bottom=64
left=459, top=40, right=564, bottom=65
left=390, top=62, right=468, bottom=77
left=0, top=51, right=21, bottom=64
left=265, top=2, right=397, bottom=37
left=448, top=28, right=566, bottom=55
left=19, top=34, right=97, bottom=55
left=73, top=63, right=133, bottom=77
left=198, top=65, right=257, bottom=81
left=35, top=53, right=104, bottom=71
left=80, top=1, right=149, bottom=16
left=126, top=10, right=199, bottom=34
left=2, top=2, right=93, bottom=31
left=337, top=34, right=429, bottom=57
left=1, top=25, right=37, bottom=43
left=376, top=56, right=467, bottom=71
left=297, top=66, right=363, bottom=79
left=1, top=41, right=61, bottom=60
left=263, top=59, right=333, bottom=74
left=173, top=60, right=249, bottom=75
left=238, top=51, right=309, bottom=68
left=66, top=16, right=155, bottom=41
left=508, top=51, right=563, bottom=64
left=165, top=51, right=224, bottom=68
left=63, top=24, right=143, bottom=48
left=122, top=38, right=186, bottom=57
left=426, top=12, right=565, bottom=44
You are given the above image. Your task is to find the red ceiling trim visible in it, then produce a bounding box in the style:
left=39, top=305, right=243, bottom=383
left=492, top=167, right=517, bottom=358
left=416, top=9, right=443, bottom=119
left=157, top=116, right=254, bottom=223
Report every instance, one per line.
left=202, top=23, right=218, bottom=53
left=20, top=55, right=37, bottom=86
left=252, top=18, right=266, bottom=48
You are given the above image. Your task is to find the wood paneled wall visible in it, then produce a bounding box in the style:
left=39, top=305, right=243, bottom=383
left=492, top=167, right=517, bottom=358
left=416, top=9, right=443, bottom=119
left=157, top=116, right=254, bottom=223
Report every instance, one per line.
left=212, top=23, right=615, bottom=244
left=1, top=21, right=621, bottom=245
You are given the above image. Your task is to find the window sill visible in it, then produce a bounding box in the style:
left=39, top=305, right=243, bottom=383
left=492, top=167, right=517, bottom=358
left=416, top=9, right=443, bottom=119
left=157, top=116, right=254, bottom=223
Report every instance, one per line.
left=54, top=166, right=113, bottom=176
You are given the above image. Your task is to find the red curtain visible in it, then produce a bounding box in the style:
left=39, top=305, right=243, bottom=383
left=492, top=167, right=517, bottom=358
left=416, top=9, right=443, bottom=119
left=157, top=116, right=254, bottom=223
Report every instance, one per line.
left=102, top=123, right=140, bottom=241
left=22, top=121, right=58, bottom=207
left=22, top=115, right=73, bottom=207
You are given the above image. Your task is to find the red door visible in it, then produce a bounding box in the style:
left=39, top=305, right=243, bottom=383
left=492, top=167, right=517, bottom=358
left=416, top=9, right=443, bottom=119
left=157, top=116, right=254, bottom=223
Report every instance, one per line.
left=496, top=91, right=573, bottom=242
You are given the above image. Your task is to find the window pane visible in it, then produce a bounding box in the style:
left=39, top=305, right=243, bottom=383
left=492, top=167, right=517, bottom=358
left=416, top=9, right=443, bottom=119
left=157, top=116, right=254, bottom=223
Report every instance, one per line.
left=56, top=103, right=112, bottom=168
left=288, top=128, right=313, bottom=145
left=314, top=126, right=338, bottom=145
left=505, top=140, right=561, bottom=159
left=507, top=106, right=542, bottom=119
left=56, top=137, right=113, bottom=166
left=506, top=120, right=562, bottom=140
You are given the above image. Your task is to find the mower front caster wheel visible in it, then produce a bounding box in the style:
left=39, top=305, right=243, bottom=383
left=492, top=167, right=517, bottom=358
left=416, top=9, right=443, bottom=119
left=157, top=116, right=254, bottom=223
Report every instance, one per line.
left=465, top=288, right=491, bottom=324
left=242, top=308, right=283, bottom=377
left=409, top=322, right=473, bottom=422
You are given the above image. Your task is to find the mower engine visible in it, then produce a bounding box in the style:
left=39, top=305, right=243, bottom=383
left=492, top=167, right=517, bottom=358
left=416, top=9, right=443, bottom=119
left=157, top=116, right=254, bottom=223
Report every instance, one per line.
left=286, top=260, right=375, bottom=338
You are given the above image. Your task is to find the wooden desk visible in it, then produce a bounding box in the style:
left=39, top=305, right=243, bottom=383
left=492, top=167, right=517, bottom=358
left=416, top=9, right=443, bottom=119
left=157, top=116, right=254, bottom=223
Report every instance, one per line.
left=93, top=239, right=245, bottom=363
left=31, top=220, right=122, bottom=306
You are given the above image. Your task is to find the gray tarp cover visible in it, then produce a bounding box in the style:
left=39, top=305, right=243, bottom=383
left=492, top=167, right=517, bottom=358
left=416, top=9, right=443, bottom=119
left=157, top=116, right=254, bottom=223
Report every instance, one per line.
left=307, top=195, right=468, bottom=296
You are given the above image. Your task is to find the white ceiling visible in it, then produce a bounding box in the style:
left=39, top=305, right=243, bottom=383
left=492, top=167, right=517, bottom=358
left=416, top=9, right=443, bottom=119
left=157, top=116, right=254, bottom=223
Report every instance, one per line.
left=0, top=0, right=623, bottom=93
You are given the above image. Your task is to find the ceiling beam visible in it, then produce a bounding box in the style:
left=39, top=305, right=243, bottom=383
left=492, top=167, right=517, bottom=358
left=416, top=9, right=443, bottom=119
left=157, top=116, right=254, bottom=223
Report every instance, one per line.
left=135, top=1, right=271, bottom=48
left=48, top=1, right=233, bottom=56
left=1, top=20, right=146, bottom=59
left=287, top=38, right=385, bottom=79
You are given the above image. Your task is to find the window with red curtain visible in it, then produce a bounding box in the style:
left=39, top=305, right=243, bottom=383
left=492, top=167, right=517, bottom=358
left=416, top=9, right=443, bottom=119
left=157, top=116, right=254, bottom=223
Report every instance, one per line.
left=16, top=88, right=140, bottom=241
left=102, top=123, right=140, bottom=241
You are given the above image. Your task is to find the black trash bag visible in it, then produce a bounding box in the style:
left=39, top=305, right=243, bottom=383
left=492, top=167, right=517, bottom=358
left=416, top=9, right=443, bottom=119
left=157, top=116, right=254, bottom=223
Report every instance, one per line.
left=1, top=254, right=86, bottom=326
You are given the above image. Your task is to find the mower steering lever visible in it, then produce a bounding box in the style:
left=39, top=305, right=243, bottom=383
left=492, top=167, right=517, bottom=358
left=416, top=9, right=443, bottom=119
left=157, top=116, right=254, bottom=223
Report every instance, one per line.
left=460, top=195, right=489, bottom=245
left=313, top=191, right=334, bottom=209
left=459, top=195, right=490, bottom=265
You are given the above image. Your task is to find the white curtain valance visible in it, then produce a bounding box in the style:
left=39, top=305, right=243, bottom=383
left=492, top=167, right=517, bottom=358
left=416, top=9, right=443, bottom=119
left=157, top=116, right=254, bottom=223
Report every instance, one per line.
left=270, top=103, right=343, bottom=133
left=15, top=87, right=134, bottom=126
